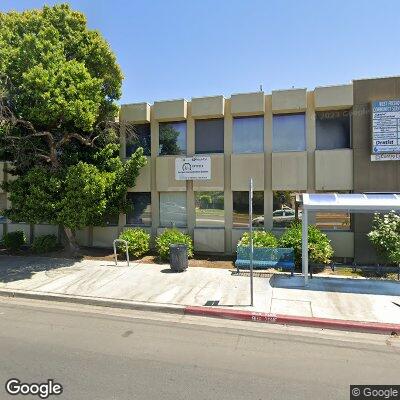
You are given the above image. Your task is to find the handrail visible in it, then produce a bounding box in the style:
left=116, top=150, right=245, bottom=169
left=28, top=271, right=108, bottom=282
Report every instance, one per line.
left=113, top=239, right=130, bottom=267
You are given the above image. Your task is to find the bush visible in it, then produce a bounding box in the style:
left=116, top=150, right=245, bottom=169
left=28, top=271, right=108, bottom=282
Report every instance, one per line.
left=278, top=222, right=333, bottom=267
left=156, top=228, right=193, bottom=261
left=32, top=234, right=59, bottom=253
left=238, top=230, right=278, bottom=248
left=2, top=230, right=26, bottom=251
left=118, top=228, right=150, bottom=258
left=368, top=212, right=400, bottom=265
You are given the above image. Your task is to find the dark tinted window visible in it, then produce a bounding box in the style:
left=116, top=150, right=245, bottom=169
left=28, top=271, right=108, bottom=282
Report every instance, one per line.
left=195, top=118, right=224, bottom=154
left=316, top=110, right=351, bottom=150
left=126, top=192, right=152, bottom=226
left=159, top=121, right=187, bottom=155
left=126, top=123, right=151, bottom=157
left=233, top=191, right=264, bottom=228
left=273, top=114, right=306, bottom=152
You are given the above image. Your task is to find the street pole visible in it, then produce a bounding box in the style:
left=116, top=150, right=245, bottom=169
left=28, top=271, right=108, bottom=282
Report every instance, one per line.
left=249, top=178, right=254, bottom=307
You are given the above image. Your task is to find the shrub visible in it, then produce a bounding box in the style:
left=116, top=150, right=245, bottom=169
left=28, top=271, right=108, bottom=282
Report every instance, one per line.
left=368, top=212, right=400, bottom=265
left=118, top=228, right=150, bottom=258
left=2, top=230, right=26, bottom=251
left=238, top=230, right=278, bottom=248
left=156, top=228, right=193, bottom=261
left=278, top=222, right=333, bottom=267
left=32, top=234, right=59, bottom=253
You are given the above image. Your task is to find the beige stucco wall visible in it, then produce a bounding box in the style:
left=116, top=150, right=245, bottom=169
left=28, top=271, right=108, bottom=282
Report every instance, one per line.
left=325, top=231, right=354, bottom=258
left=156, top=156, right=186, bottom=191
left=231, top=92, right=265, bottom=116
left=191, top=96, right=225, bottom=119
left=231, top=228, right=246, bottom=251
left=129, top=158, right=151, bottom=192
left=314, top=84, right=353, bottom=111
left=153, top=99, right=187, bottom=121
left=193, top=155, right=224, bottom=191
left=231, top=154, right=265, bottom=190
left=120, top=103, right=151, bottom=123
left=194, top=228, right=225, bottom=253
left=315, top=149, right=353, bottom=190
left=92, top=226, right=119, bottom=248
left=272, top=152, right=308, bottom=190
left=75, top=228, right=90, bottom=247
left=272, top=89, right=307, bottom=113
left=34, top=224, right=59, bottom=237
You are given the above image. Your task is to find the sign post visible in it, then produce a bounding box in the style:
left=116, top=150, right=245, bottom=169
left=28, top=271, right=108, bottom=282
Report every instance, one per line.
left=249, top=178, right=254, bottom=307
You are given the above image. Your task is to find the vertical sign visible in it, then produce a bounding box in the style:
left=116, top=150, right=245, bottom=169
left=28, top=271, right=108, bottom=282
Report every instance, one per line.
left=371, top=100, right=400, bottom=161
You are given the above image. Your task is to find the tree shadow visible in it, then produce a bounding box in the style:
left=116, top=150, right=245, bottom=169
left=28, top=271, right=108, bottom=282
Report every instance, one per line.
left=0, top=255, right=79, bottom=283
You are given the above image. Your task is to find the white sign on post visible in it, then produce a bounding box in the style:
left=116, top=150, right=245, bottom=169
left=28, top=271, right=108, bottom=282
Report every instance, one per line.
left=371, top=99, right=400, bottom=161
left=175, top=156, right=211, bottom=180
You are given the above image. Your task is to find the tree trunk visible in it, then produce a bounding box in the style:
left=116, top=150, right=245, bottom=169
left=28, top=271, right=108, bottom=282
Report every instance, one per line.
left=64, top=227, right=80, bottom=257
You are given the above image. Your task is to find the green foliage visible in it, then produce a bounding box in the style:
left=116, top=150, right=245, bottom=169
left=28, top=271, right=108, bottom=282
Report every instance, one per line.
left=32, top=234, right=59, bottom=253
left=198, top=194, right=212, bottom=209
left=118, top=228, right=150, bottom=258
left=238, top=230, right=278, bottom=248
left=278, top=222, right=333, bottom=267
left=368, top=212, right=400, bottom=264
left=159, top=125, right=181, bottom=155
left=2, top=230, right=26, bottom=251
left=155, top=229, right=193, bottom=261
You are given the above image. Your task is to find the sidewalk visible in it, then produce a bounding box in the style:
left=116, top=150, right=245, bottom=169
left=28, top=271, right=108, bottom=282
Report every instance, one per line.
left=0, top=256, right=399, bottom=331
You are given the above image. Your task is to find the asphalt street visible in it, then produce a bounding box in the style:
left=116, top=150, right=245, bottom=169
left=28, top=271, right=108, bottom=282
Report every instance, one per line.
left=0, top=297, right=399, bottom=400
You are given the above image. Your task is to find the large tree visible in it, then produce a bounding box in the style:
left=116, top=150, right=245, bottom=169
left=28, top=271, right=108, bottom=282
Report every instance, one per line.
left=0, top=4, right=146, bottom=253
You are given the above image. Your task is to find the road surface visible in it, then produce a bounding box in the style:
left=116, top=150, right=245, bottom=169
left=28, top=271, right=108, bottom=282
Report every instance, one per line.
left=0, top=297, right=398, bottom=400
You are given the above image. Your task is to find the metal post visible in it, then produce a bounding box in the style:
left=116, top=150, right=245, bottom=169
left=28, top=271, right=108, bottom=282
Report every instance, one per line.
left=249, top=178, right=254, bottom=306
left=113, top=239, right=130, bottom=267
left=302, top=209, right=308, bottom=286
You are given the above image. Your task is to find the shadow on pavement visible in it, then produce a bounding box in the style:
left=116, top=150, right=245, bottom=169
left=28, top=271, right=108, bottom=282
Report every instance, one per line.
left=0, top=255, right=78, bottom=283
left=270, top=274, right=400, bottom=296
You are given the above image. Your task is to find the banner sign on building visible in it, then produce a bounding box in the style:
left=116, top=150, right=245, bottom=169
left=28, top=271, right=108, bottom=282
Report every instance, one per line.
left=371, top=99, right=400, bottom=161
left=175, top=156, right=211, bottom=180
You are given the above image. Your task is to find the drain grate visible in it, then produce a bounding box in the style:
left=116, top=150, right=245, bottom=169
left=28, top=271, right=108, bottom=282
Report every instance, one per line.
left=204, top=300, right=220, bottom=306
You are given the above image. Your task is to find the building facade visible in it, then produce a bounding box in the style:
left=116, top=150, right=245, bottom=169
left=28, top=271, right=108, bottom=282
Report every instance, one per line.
left=1, top=75, right=399, bottom=263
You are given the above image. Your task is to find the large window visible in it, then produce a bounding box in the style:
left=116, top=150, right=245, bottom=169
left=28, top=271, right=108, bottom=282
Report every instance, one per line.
left=159, top=121, right=187, bottom=155
left=126, top=123, right=151, bottom=157
left=315, top=191, right=351, bottom=230
left=273, top=113, right=306, bottom=152
left=195, top=118, right=224, bottom=154
left=160, top=192, right=187, bottom=227
left=316, top=110, right=351, bottom=150
left=233, top=116, right=264, bottom=154
left=233, top=191, right=264, bottom=228
left=273, top=191, right=302, bottom=228
left=126, top=192, right=152, bottom=226
left=195, top=191, right=224, bottom=228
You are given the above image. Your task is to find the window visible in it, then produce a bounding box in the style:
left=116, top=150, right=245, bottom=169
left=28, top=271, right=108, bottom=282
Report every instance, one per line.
left=195, top=191, right=224, bottom=227
left=103, top=213, right=119, bottom=226
left=195, top=118, right=224, bottom=154
left=315, top=191, right=351, bottom=230
left=233, top=191, right=264, bottom=228
left=273, top=191, right=302, bottom=228
left=159, top=121, right=187, bottom=155
left=126, top=192, right=151, bottom=226
left=160, top=192, right=187, bottom=227
left=273, top=113, right=306, bottom=152
left=316, top=110, right=351, bottom=150
left=233, top=116, right=264, bottom=154
left=126, top=123, right=151, bottom=157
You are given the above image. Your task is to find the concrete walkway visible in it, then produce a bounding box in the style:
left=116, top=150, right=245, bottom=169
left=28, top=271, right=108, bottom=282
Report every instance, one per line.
left=0, top=256, right=399, bottom=324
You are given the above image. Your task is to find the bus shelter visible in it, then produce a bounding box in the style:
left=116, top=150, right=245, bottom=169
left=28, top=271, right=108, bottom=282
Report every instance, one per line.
left=301, top=193, right=400, bottom=285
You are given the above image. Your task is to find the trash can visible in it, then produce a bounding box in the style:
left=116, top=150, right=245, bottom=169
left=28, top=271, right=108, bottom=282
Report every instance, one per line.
left=170, top=244, right=188, bottom=272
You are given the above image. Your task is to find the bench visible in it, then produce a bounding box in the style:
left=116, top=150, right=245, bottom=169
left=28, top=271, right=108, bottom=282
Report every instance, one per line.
left=235, top=246, right=295, bottom=276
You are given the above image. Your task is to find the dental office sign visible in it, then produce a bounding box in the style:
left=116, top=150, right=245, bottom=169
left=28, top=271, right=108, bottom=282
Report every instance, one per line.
left=175, top=156, right=211, bottom=180
left=371, top=99, right=400, bottom=161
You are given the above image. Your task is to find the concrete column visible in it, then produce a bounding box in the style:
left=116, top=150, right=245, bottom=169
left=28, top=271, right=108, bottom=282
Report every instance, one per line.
left=264, top=95, right=273, bottom=231
left=119, top=123, right=127, bottom=231
left=224, top=100, right=233, bottom=253
left=150, top=113, right=159, bottom=242
left=306, top=91, right=316, bottom=225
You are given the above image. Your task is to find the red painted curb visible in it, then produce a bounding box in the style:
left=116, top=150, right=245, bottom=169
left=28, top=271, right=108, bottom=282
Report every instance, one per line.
left=184, top=306, right=400, bottom=335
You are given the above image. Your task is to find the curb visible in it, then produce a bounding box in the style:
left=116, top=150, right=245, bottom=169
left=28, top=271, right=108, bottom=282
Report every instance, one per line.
left=0, top=289, right=185, bottom=315
left=184, top=306, right=400, bottom=335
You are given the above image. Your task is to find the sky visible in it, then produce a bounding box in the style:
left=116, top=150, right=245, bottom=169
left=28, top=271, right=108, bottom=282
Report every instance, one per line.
left=1, top=0, right=400, bottom=105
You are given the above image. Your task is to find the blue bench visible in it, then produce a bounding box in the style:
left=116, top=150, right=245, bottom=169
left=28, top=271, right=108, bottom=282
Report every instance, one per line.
left=235, top=246, right=295, bottom=276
